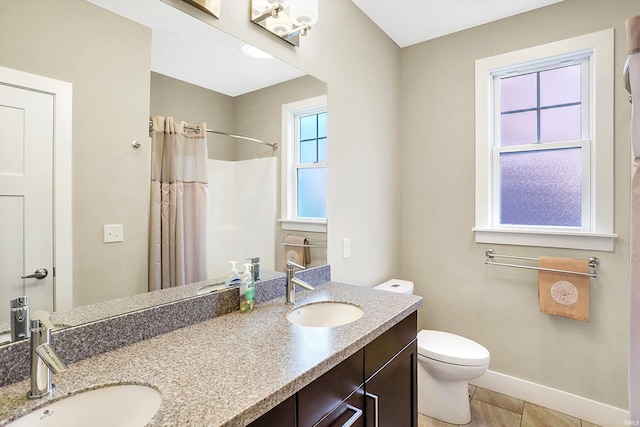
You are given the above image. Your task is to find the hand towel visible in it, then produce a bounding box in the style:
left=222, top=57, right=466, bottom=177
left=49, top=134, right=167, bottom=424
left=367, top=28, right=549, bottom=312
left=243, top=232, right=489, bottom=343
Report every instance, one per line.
left=283, top=235, right=311, bottom=270
left=538, top=256, right=590, bottom=322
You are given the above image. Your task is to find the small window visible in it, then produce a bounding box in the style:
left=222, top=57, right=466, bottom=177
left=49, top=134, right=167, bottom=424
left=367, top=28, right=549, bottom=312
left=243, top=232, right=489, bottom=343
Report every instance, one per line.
left=474, top=29, right=615, bottom=251
left=281, top=96, right=327, bottom=232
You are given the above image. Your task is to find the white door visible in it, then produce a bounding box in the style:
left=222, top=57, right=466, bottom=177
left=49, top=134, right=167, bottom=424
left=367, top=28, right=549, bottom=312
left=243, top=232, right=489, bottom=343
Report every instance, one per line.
left=0, top=83, right=55, bottom=325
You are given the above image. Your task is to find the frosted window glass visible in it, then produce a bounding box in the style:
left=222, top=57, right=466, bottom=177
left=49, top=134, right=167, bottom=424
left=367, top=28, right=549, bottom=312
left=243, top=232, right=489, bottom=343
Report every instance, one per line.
left=501, top=73, right=537, bottom=111
left=297, top=168, right=327, bottom=218
left=318, top=112, right=327, bottom=138
left=300, top=115, right=317, bottom=141
left=500, top=148, right=582, bottom=227
left=318, top=137, right=327, bottom=162
left=540, top=105, right=581, bottom=143
left=300, top=140, right=317, bottom=163
left=501, top=111, right=537, bottom=146
left=540, top=65, right=581, bottom=107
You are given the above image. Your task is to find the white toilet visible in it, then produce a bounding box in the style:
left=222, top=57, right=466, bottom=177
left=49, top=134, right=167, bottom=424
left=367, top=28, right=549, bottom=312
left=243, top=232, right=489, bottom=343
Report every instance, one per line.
left=374, top=279, right=490, bottom=425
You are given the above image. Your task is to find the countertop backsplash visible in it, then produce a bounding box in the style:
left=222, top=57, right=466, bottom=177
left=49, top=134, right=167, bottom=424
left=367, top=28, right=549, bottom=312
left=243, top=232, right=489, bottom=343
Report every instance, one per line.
left=0, top=265, right=331, bottom=388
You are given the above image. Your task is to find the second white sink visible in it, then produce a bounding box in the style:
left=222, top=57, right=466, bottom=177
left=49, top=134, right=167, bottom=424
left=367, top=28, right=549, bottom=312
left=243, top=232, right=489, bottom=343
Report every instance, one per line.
left=7, top=384, right=161, bottom=427
left=287, top=302, right=364, bottom=327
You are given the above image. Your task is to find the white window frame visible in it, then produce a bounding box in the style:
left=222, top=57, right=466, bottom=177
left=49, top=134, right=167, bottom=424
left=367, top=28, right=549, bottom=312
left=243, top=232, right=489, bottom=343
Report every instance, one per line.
left=280, top=95, right=327, bottom=233
left=473, top=29, right=616, bottom=251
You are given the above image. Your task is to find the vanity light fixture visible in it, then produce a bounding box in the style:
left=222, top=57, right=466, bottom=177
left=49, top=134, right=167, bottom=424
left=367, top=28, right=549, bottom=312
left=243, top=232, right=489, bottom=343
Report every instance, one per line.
left=250, top=0, right=318, bottom=47
left=180, top=0, right=220, bottom=19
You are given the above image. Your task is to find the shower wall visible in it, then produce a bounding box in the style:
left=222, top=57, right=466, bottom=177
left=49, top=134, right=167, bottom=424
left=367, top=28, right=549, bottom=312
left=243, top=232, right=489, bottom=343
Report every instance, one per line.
left=207, top=157, right=277, bottom=279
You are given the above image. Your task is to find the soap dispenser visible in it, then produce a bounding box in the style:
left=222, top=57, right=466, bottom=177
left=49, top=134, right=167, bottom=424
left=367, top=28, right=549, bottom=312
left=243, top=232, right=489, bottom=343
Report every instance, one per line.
left=239, top=263, right=255, bottom=313
left=225, top=261, right=242, bottom=288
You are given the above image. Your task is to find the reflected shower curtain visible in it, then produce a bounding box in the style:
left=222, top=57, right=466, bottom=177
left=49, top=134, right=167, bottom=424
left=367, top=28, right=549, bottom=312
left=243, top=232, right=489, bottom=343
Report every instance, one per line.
left=627, top=17, right=640, bottom=424
left=149, top=116, right=208, bottom=291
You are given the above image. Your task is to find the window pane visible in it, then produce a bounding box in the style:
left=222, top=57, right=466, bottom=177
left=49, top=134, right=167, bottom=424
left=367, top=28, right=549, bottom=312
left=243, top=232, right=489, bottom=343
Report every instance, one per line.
left=318, top=112, right=327, bottom=138
left=300, top=115, right=317, bottom=141
left=500, top=148, right=582, bottom=227
left=300, top=140, right=317, bottom=163
left=501, top=73, right=537, bottom=112
left=318, top=137, right=327, bottom=162
left=501, top=111, right=537, bottom=146
left=540, top=105, right=581, bottom=143
left=297, top=167, right=327, bottom=218
left=540, top=65, right=581, bottom=107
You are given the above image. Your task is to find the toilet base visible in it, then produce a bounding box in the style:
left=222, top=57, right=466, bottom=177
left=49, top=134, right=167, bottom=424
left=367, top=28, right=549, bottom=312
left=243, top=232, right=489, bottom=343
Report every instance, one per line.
left=418, top=365, right=472, bottom=424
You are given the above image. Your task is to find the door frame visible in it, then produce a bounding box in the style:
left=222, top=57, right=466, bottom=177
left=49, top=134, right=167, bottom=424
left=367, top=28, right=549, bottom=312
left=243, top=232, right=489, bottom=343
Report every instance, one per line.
left=0, top=66, right=73, bottom=312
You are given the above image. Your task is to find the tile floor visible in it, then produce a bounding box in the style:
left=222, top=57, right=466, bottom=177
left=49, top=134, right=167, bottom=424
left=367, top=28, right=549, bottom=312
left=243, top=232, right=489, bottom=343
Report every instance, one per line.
left=418, top=386, right=600, bottom=427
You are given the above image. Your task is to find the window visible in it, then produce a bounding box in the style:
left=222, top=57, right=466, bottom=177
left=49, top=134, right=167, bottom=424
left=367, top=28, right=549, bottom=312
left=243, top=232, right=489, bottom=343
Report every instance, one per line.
left=281, top=95, right=327, bottom=232
left=474, top=29, right=615, bottom=251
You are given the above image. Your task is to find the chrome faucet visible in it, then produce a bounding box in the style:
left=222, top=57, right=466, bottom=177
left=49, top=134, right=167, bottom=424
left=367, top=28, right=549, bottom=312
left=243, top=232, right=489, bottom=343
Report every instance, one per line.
left=286, top=261, right=314, bottom=305
left=27, top=311, right=68, bottom=399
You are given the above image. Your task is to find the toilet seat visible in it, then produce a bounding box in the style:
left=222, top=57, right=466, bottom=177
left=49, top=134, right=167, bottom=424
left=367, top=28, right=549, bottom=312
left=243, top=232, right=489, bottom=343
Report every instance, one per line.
left=417, top=330, right=490, bottom=366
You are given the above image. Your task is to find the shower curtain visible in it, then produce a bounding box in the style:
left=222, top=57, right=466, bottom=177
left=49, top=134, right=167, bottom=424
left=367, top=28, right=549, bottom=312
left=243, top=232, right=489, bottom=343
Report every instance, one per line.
left=627, top=17, right=640, bottom=424
left=149, top=116, right=208, bottom=291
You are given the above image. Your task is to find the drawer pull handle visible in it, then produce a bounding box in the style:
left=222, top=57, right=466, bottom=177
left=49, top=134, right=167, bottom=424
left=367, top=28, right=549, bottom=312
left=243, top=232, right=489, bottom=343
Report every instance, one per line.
left=365, top=392, right=379, bottom=427
left=341, top=404, right=363, bottom=427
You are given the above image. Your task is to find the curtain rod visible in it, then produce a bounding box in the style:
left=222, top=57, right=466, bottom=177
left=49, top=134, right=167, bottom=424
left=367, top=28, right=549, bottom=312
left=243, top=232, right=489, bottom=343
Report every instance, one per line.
left=184, top=124, right=278, bottom=151
left=148, top=121, right=279, bottom=151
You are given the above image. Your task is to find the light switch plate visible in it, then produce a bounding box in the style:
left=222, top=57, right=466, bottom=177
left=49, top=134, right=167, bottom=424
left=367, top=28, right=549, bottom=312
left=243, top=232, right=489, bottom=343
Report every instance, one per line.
left=104, top=224, right=124, bottom=243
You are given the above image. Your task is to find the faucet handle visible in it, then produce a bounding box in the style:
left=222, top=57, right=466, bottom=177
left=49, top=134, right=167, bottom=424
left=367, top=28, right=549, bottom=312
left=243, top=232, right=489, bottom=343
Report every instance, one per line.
left=286, top=260, right=306, bottom=270
left=35, top=343, right=68, bottom=374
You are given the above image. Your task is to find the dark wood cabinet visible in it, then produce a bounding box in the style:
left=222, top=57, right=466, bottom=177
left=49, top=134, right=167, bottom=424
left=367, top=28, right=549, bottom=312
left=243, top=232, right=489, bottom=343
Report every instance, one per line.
left=364, top=312, right=418, bottom=427
left=247, top=394, right=296, bottom=427
left=249, top=312, right=417, bottom=427
left=298, top=349, right=364, bottom=426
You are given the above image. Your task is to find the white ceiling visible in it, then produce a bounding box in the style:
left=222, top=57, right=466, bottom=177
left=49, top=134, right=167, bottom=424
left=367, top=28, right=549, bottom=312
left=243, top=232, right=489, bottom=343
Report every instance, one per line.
left=88, top=0, right=566, bottom=95
left=87, top=0, right=306, bottom=96
left=352, top=0, right=565, bottom=48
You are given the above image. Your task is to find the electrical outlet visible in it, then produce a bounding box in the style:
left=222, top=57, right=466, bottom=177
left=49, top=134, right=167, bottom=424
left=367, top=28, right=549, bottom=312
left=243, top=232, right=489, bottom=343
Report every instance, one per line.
left=104, top=224, right=124, bottom=243
left=342, top=238, right=351, bottom=259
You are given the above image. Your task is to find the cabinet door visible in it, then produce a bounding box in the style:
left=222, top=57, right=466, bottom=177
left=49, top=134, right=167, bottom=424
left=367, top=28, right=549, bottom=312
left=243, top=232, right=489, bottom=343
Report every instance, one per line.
left=365, top=340, right=417, bottom=427
left=315, top=386, right=365, bottom=427
left=247, top=395, right=296, bottom=427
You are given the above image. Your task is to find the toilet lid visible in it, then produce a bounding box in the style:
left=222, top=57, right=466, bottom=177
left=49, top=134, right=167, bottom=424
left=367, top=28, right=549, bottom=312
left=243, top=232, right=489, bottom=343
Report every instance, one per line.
left=417, top=330, right=490, bottom=366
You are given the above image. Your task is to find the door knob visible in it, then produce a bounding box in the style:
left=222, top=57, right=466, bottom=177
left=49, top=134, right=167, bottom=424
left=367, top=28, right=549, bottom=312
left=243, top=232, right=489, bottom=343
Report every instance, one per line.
left=21, top=268, right=48, bottom=280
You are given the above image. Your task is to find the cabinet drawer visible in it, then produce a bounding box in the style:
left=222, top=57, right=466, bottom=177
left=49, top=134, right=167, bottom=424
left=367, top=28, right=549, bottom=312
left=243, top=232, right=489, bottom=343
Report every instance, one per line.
left=364, top=311, right=417, bottom=381
left=298, top=348, right=364, bottom=426
left=315, top=386, right=365, bottom=427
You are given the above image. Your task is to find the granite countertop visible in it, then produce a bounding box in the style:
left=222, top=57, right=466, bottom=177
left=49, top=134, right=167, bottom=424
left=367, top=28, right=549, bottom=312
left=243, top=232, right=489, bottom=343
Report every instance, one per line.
left=0, top=282, right=422, bottom=426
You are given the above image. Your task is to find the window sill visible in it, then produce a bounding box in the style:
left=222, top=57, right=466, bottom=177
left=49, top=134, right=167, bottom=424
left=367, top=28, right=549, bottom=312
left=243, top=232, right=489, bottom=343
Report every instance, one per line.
left=280, top=218, right=327, bottom=233
left=473, top=227, right=616, bottom=252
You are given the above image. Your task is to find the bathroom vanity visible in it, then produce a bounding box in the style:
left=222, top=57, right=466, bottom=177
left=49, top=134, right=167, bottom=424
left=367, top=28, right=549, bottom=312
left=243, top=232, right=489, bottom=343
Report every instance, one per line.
left=0, top=273, right=422, bottom=426
left=250, top=312, right=418, bottom=426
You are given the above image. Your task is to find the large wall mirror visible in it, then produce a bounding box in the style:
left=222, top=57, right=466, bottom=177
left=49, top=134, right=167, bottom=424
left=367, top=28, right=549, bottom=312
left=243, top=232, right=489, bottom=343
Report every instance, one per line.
left=0, top=0, right=327, bottom=345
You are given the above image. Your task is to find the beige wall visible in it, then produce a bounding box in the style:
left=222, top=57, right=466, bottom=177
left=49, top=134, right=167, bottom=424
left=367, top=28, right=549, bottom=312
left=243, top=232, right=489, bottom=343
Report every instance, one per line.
left=400, top=0, right=636, bottom=409
left=150, top=72, right=236, bottom=161
left=0, top=0, right=151, bottom=306
left=208, top=1, right=403, bottom=286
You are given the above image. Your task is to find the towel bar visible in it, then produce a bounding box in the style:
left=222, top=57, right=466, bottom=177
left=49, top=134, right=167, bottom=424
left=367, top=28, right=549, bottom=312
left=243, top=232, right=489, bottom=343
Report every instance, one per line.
left=280, top=235, right=327, bottom=249
left=484, top=249, right=599, bottom=278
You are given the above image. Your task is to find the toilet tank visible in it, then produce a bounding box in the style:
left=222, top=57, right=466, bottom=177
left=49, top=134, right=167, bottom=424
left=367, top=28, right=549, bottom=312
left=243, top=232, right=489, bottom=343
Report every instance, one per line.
left=374, top=279, right=414, bottom=294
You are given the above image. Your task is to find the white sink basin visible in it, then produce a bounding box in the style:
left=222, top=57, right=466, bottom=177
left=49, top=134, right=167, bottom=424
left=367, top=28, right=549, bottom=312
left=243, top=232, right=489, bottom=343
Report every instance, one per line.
left=287, top=302, right=364, bottom=327
left=8, top=384, right=161, bottom=427
left=195, top=282, right=225, bottom=295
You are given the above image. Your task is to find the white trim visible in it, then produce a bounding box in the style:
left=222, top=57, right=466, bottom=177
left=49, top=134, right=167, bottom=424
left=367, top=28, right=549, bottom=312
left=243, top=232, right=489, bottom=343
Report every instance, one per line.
left=474, top=29, right=614, bottom=249
left=0, top=66, right=73, bottom=312
left=280, top=95, right=328, bottom=224
left=471, top=369, right=630, bottom=427
left=279, top=218, right=327, bottom=233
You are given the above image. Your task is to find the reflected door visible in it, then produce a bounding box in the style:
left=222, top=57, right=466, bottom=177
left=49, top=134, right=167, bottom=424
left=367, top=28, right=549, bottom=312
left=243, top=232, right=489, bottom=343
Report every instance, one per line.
left=0, top=83, right=54, bottom=326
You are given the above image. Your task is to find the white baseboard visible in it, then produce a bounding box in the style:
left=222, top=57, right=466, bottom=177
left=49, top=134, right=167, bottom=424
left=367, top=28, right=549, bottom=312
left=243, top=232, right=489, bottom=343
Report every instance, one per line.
left=470, top=370, right=630, bottom=427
